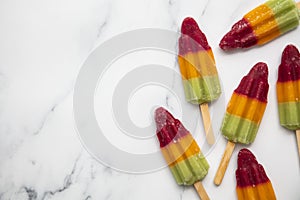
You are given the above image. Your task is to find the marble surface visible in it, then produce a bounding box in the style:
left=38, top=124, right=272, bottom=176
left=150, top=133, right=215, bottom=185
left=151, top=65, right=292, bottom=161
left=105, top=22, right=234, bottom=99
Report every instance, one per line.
left=0, top=0, right=300, bottom=199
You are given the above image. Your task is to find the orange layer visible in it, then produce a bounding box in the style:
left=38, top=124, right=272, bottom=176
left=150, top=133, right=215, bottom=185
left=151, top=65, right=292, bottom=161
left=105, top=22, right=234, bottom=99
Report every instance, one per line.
left=178, top=49, right=217, bottom=79
left=277, top=80, right=300, bottom=103
left=226, top=93, right=267, bottom=124
left=236, top=181, right=276, bottom=200
left=161, top=134, right=200, bottom=167
left=244, top=4, right=281, bottom=45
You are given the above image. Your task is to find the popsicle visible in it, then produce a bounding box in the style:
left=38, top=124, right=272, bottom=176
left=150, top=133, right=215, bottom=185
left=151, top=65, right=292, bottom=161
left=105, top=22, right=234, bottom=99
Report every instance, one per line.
left=155, top=107, right=210, bottom=200
left=236, top=148, right=276, bottom=200
left=178, top=17, right=221, bottom=144
left=219, top=0, right=300, bottom=50
left=276, top=44, right=300, bottom=158
left=214, top=62, right=269, bottom=186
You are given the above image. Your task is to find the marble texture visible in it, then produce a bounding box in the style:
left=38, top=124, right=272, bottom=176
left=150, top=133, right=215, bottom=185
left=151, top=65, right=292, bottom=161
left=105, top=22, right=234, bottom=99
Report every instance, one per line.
left=0, top=0, right=299, bottom=199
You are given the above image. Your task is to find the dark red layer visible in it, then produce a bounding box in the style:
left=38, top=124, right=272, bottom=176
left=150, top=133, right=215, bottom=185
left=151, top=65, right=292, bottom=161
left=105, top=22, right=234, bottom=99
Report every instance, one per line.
left=154, top=107, right=189, bottom=147
left=219, top=18, right=258, bottom=50
left=277, top=44, right=300, bottom=82
left=234, top=62, right=269, bottom=102
left=236, top=148, right=270, bottom=187
left=179, top=17, right=211, bottom=55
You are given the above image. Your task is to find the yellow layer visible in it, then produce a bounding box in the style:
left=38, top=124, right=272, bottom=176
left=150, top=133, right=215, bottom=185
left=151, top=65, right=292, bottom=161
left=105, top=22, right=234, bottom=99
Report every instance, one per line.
left=236, top=181, right=276, bottom=200
left=226, top=93, right=267, bottom=124
left=161, top=134, right=200, bottom=167
left=244, top=4, right=281, bottom=45
left=277, top=80, right=300, bottom=103
left=178, top=49, right=217, bottom=80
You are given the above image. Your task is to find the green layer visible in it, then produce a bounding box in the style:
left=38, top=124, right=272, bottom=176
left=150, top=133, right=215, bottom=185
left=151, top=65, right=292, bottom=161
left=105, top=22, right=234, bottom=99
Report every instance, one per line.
left=221, top=113, right=259, bottom=144
left=278, top=102, right=300, bottom=130
left=183, top=76, right=221, bottom=104
left=170, top=153, right=209, bottom=185
left=266, top=0, right=300, bottom=33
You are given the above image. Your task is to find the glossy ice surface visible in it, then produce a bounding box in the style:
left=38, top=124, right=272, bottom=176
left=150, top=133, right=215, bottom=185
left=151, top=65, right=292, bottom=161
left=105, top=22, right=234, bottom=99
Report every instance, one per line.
left=220, top=0, right=300, bottom=50
left=236, top=149, right=276, bottom=200
left=155, top=107, right=209, bottom=185
left=178, top=17, right=221, bottom=104
left=221, top=63, right=269, bottom=144
left=277, top=44, right=300, bottom=130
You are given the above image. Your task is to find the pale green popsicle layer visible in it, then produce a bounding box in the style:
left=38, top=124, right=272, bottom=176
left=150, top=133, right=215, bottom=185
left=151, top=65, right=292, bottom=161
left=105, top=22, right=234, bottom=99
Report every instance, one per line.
left=278, top=102, right=300, bottom=130
left=221, top=113, right=259, bottom=144
left=266, top=0, right=300, bottom=33
left=183, top=76, right=221, bottom=104
left=170, top=153, right=209, bottom=185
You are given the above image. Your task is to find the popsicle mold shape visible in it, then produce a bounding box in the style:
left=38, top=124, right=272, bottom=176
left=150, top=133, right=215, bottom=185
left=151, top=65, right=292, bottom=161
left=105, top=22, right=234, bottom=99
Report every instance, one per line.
left=220, top=0, right=300, bottom=50
left=221, top=62, right=269, bottom=144
left=277, top=44, right=300, bottom=130
left=155, top=107, right=209, bottom=185
left=236, top=148, right=276, bottom=200
left=179, top=17, right=221, bottom=104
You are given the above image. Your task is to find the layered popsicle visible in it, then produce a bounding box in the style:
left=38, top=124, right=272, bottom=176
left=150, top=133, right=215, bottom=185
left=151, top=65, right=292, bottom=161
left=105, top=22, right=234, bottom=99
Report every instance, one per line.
left=220, top=0, right=300, bottom=50
left=276, top=44, right=300, bottom=158
left=236, top=148, right=276, bottom=200
left=178, top=17, right=221, bottom=144
left=155, top=107, right=210, bottom=199
left=214, top=62, right=269, bottom=185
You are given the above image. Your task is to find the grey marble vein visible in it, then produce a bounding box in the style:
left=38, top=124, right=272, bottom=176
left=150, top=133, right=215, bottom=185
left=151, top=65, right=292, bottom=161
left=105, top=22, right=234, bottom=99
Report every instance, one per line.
left=96, top=21, right=108, bottom=39
left=201, top=0, right=210, bottom=16
left=84, top=195, right=92, bottom=200
left=167, top=1, right=180, bottom=31
left=40, top=154, right=81, bottom=200
left=24, top=187, right=38, bottom=200
left=33, top=86, right=73, bottom=136
left=168, top=0, right=175, bottom=6
left=179, top=187, right=185, bottom=200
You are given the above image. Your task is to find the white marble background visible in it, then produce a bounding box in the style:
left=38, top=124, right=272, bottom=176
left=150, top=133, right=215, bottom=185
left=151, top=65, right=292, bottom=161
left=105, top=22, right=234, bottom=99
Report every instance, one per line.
left=0, top=0, right=300, bottom=199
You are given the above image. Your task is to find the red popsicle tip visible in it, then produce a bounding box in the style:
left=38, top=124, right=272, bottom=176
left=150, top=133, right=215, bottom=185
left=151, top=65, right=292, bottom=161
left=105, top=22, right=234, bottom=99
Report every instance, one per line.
left=277, top=44, right=300, bottom=82
left=237, top=148, right=257, bottom=169
left=154, top=107, right=174, bottom=130
left=154, top=107, right=189, bottom=147
left=248, top=62, right=268, bottom=79
left=236, top=148, right=270, bottom=187
left=181, top=17, right=200, bottom=35
left=235, top=62, right=269, bottom=102
left=219, top=18, right=258, bottom=50
left=179, top=17, right=210, bottom=54
left=281, top=44, right=300, bottom=64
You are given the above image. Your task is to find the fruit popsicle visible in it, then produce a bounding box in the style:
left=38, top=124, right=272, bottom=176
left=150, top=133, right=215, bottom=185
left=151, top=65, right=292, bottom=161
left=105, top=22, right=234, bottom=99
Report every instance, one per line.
left=214, top=62, right=269, bottom=186
left=178, top=17, right=221, bottom=144
left=220, top=0, right=300, bottom=50
left=236, top=148, right=276, bottom=200
left=276, top=44, right=300, bottom=158
left=155, top=107, right=210, bottom=200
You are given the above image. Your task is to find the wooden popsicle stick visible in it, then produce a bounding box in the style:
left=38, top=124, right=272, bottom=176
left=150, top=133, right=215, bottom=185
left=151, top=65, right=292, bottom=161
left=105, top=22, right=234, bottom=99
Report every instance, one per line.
left=296, top=130, right=300, bottom=158
left=214, top=141, right=235, bottom=186
left=194, top=181, right=210, bottom=200
left=199, top=103, right=215, bottom=145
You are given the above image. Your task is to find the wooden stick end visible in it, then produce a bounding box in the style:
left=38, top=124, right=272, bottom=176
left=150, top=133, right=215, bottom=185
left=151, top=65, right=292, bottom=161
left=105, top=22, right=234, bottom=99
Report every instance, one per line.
left=199, top=103, right=215, bottom=145
left=194, top=181, right=210, bottom=200
left=213, top=141, right=235, bottom=186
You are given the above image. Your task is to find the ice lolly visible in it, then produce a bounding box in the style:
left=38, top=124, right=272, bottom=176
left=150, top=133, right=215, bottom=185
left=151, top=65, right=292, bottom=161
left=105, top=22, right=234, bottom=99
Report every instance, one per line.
left=220, top=0, right=300, bottom=50
left=276, top=44, right=300, bottom=158
left=236, top=148, right=276, bottom=200
left=214, top=62, right=269, bottom=186
left=155, top=107, right=210, bottom=200
left=178, top=17, right=221, bottom=144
